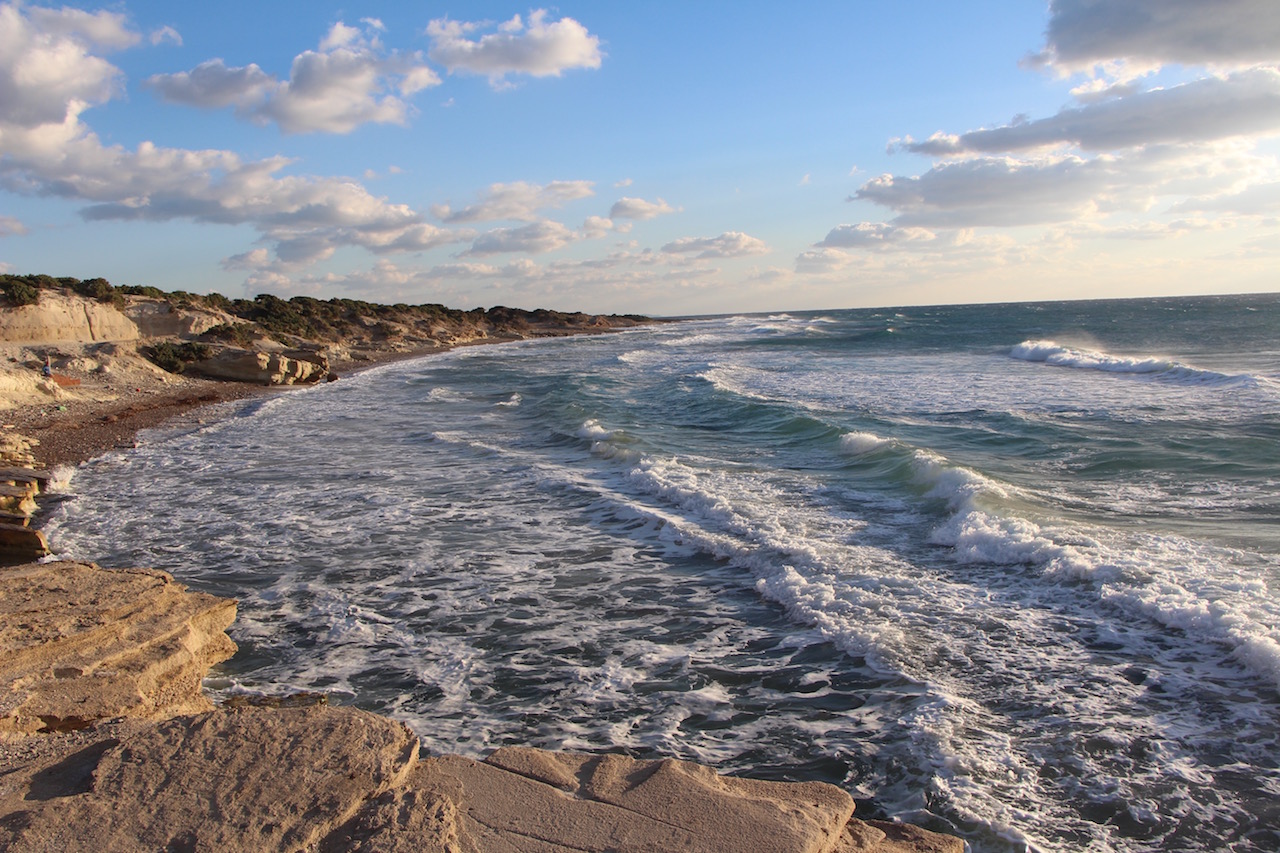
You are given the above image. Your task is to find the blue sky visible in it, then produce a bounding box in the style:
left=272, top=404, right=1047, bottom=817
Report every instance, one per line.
left=2, top=1, right=1278, bottom=315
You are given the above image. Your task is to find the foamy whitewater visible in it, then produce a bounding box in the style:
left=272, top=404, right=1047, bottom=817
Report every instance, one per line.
left=47, top=294, right=1280, bottom=852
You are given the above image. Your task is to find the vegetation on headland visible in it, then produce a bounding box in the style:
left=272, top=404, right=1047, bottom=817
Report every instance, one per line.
left=1, top=273, right=654, bottom=375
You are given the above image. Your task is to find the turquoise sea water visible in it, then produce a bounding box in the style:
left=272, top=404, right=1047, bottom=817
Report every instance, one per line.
left=48, top=294, right=1280, bottom=852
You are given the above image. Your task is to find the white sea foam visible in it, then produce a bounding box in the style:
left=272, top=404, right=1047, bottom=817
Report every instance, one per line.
left=1011, top=339, right=1259, bottom=387
left=838, top=431, right=894, bottom=455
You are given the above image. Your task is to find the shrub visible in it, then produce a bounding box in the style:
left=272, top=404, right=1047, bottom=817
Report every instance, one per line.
left=201, top=322, right=262, bottom=347
left=119, top=285, right=167, bottom=298
left=143, top=341, right=211, bottom=374
left=0, top=277, right=40, bottom=306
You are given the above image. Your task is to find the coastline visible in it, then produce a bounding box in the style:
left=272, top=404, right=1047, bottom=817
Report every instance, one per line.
left=0, top=325, right=970, bottom=851
left=9, top=340, right=515, bottom=470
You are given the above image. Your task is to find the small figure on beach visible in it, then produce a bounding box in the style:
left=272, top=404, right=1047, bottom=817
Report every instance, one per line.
left=41, top=356, right=52, bottom=377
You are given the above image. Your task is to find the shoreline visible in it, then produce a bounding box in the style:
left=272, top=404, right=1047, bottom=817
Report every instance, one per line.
left=0, top=324, right=968, bottom=852
left=9, top=338, right=531, bottom=470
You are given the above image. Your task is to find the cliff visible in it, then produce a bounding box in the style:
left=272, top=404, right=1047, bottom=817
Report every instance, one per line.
left=0, top=561, right=962, bottom=852
left=0, top=276, right=654, bottom=396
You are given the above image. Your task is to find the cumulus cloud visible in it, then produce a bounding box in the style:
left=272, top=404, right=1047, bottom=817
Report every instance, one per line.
left=146, top=59, right=275, bottom=109
left=433, top=180, right=595, bottom=223
left=662, top=231, right=769, bottom=259
left=463, top=220, right=577, bottom=256
left=1030, top=0, right=1280, bottom=74
left=0, top=3, right=127, bottom=131
left=818, top=222, right=936, bottom=249
left=427, top=9, right=602, bottom=87
left=580, top=215, right=614, bottom=238
left=145, top=20, right=440, bottom=134
left=609, top=196, right=675, bottom=220
left=0, top=5, right=471, bottom=271
left=25, top=4, right=140, bottom=50
left=795, top=247, right=855, bottom=274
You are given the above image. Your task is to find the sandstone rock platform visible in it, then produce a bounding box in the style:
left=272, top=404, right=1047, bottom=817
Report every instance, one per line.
left=0, top=562, right=963, bottom=852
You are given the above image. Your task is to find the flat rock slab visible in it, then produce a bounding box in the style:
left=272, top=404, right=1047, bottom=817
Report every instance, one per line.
left=1, top=706, right=419, bottom=853
left=1, top=704, right=962, bottom=853
left=0, top=560, right=237, bottom=734
left=329, top=745, right=963, bottom=853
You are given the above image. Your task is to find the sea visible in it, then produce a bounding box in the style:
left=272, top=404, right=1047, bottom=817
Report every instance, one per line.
left=45, top=293, right=1280, bottom=852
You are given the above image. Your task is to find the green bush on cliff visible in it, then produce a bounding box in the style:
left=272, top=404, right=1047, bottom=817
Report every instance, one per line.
left=201, top=322, right=262, bottom=347
left=0, top=276, right=40, bottom=306
left=143, top=341, right=212, bottom=374
left=119, top=285, right=167, bottom=299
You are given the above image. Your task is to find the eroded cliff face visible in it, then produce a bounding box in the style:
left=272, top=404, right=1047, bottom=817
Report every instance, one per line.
left=0, top=291, right=143, bottom=344
left=0, top=561, right=964, bottom=853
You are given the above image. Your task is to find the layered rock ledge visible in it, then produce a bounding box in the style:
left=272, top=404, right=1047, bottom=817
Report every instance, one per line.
left=0, top=561, right=963, bottom=852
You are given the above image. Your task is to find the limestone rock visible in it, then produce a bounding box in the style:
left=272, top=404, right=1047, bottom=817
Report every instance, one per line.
left=0, top=561, right=237, bottom=734
left=332, top=746, right=929, bottom=853
left=0, top=706, right=419, bottom=853
left=125, top=298, right=227, bottom=338
left=189, top=346, right=329, bottom=385
left=0, top=291, right=139, bottom=343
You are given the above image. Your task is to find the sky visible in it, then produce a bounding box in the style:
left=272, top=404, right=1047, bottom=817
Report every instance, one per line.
left=1, top=1, right=1279, bottom=316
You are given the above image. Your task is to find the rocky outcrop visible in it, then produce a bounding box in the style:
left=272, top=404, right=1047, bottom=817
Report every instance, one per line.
left=0, top=706, right=962, bottom=852
left=0, top=561, right=238, bottom=735
left=0, top=291, right=140, bottom=343
left=188, top=346, right=330, bottom=385
left=0, top=562, right=963, bottom=852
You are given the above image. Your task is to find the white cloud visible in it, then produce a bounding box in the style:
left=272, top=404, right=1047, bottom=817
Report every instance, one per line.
left=825, top=1, right=1280, bottom=262
left=818, top=222, right=936, bottom=249
left=0, top=4, right=469, bottom=272
left=661, top=231, right=769, bottom=259
left=1173, top=181, right=1280, bottom=216
left=145, top=20, right=440, bottom=134
left=903, top=69, right=1280, bottom=155
left=581, top=215, right=614, bottom=238
left=145, top=59, right=275, bottom=109
left=0, top=3, right=126, bottom=131
left=427, top=9, right=602, bottom=87
left=26, top=5, right=140, bottom=51
left=0, top=214, right=26, bottom=236
left=795, top=247, right=854, bottom=274
left=1031, top=0, right=1280, bottom=74
left=434, top=180, right=595, bottom=223
left=609, top=196, right=675, bottom=220
left=463, top=220, right=577, bottom=255
left=150, top=25, right=182, bottom=47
